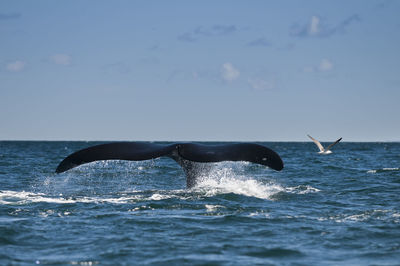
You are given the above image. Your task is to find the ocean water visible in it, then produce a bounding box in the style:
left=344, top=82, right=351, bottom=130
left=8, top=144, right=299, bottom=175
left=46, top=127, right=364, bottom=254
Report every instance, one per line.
left=0, top=141, right=399, bottom=265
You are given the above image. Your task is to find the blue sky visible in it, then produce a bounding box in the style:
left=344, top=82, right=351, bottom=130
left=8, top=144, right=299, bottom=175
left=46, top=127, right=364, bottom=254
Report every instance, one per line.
left=1, top=0, right=399, bottom=141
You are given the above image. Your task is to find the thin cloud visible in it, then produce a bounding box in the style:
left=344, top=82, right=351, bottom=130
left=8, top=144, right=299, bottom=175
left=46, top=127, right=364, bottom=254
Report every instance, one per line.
left=221, top=63, right=240, bottom=82
left=103, top=62, right=131, bottom=74
left=303, top=59, right=334, bottom=73
left=178, top=25, right=238, bottom=42
left=195, top=25, right=237, bottom=36
left=318, top=59, right=333, bottom=71
left=50, top=54, right=71, bottom=65
left=248, top=78, right=275, bottom=91
left=247, top=38, right=271, bottom=47
left=6, top=60, right=26, bottom=72
left=0, top=13, right=21, bottom=20
left=290, top=14, right=360, bottom=38
left=309, top=16, right=320, bottom=35
left=375, top=0, right=396, bottom=9
left=178, top=32, right=197, bottom=42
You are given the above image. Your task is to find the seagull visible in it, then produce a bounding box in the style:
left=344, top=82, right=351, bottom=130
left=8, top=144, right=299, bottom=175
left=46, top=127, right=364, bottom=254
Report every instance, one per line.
left=307, top=135, right=342, bottom=154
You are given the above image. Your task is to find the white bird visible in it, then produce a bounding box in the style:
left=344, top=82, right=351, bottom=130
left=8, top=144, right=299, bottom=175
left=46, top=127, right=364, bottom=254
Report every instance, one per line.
left=307, top=135, right=342, bottom=154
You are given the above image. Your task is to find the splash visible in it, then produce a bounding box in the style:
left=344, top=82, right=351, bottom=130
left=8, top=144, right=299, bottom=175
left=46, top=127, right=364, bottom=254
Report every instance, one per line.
left=192, top=166, right=285, bottom=200
left=190, top=163, right=321, bottom=200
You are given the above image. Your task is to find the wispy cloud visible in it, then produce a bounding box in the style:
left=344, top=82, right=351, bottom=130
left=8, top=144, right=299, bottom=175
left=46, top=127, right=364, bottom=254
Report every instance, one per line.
left=303, top=59, right=334, bottom=73
left=0, top=13, right=21, bottom=20
left=376, top=0, right=396, bottom=9
left=290, top=14, right=360, bottom=38
left=247, top=38, right=271, bottom=47
left=178, top=32, right=196, bottom=42
left=50, top=54, right=72, bottom=65
left=248, top=78, right=275, bottom=91
left=103, top=62, right=131, bottom=74
left=178, top=25, right=237, bottom=42
left=318, top=59, right=333, bottom=71
left=6, top=60, right=26, bottom=72
left=221, top=63, right=240, bottom=82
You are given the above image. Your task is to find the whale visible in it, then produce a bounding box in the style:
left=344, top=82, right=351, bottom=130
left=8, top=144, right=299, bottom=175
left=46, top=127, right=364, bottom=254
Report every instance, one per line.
left=55, top=142, right=284, bottom=188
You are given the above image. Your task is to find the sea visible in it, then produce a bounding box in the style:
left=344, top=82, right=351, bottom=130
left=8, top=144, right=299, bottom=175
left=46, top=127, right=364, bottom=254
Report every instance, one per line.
left=0, top=141, right=399, bottom=265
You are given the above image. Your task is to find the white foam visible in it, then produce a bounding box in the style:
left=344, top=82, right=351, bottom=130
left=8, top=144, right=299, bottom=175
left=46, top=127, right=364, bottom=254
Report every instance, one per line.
left=248, top=210, right=270, bottom=218
left=320, top=209, right=399, bottom=223
left=285, top=185, right=321, bottom=194
left=149, top=193, right=171, bottom=201
left=70, top=261, right=99, bottom=265
left=201, top=178, right=284, bottom=200
left=205, top=204, right=224, bottom=212
left=383, top=167, right=399, bottom=171
left=1, top=164, right=319, bottom=205
left=367, top=167, right=399, bottom=173
left=0, top=190, right=74, bottom=204
left=0, top=190, right=190, bottom=205
left=189, top=165, right=323, bottom=200
left=0, top=190, right=143, bottom=205
left=192, top=167, right=285, bottom=200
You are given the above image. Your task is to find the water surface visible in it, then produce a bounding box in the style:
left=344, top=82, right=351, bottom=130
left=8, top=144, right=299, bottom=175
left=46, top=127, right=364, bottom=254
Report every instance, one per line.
left=1, top=141, right=399, bottom=265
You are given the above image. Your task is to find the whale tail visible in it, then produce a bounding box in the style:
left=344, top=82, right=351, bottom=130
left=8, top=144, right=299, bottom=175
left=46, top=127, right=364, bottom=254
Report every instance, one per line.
left=56, top=142, right=284, bottom=188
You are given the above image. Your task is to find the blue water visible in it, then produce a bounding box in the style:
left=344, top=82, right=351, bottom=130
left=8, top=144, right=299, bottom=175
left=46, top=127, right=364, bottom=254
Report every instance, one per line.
left=1, top=141, right=399, bottom=265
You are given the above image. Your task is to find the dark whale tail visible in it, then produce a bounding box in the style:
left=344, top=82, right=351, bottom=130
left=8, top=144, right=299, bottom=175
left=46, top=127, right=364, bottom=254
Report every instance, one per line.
left=56, top=142, right=284, bottom=187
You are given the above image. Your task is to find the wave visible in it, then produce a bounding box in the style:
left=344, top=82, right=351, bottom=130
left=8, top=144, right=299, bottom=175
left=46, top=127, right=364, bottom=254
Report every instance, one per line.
left=318, top=209, right=400, bottom=223
left=0, top=180, right=321, bottom=206
left=367, top=167, right=400, bottom=174
left=0, top=190, right=144, bottom=205
left=1, top=164, right=321, bottom=205
left=191, top=166, right=320, bottom=200
left=188, top=164, right=283, bottom=200
left=194, top=177, right=284, bottom=200
left=285, top=185, right=321, bottom=194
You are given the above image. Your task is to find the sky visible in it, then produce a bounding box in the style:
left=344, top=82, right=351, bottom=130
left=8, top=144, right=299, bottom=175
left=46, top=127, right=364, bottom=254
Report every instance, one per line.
left=1, top=0, right=399, bottom=141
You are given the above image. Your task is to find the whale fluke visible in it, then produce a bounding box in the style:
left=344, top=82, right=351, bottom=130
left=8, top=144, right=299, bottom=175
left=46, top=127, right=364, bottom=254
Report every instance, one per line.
left=55, top=142, right=176, bottom=174
left=307, top=135, right=342, bottom=154
left=56, top=142, right=284, bottom=187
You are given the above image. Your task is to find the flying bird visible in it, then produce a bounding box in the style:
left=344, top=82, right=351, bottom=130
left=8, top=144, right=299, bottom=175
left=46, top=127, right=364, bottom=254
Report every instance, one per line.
left=307, top=135, right=342, bottom=154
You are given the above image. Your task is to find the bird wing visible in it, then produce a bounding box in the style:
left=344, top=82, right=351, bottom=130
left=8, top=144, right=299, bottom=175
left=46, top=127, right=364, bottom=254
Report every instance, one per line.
left=307, top=135, right=324, bottom=152
left=325, top=137, right=342, bottom=151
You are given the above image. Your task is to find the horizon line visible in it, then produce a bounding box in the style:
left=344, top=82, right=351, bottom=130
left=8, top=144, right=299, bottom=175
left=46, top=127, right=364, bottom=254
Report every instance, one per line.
left=1, top=139, right=399, bottom=143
